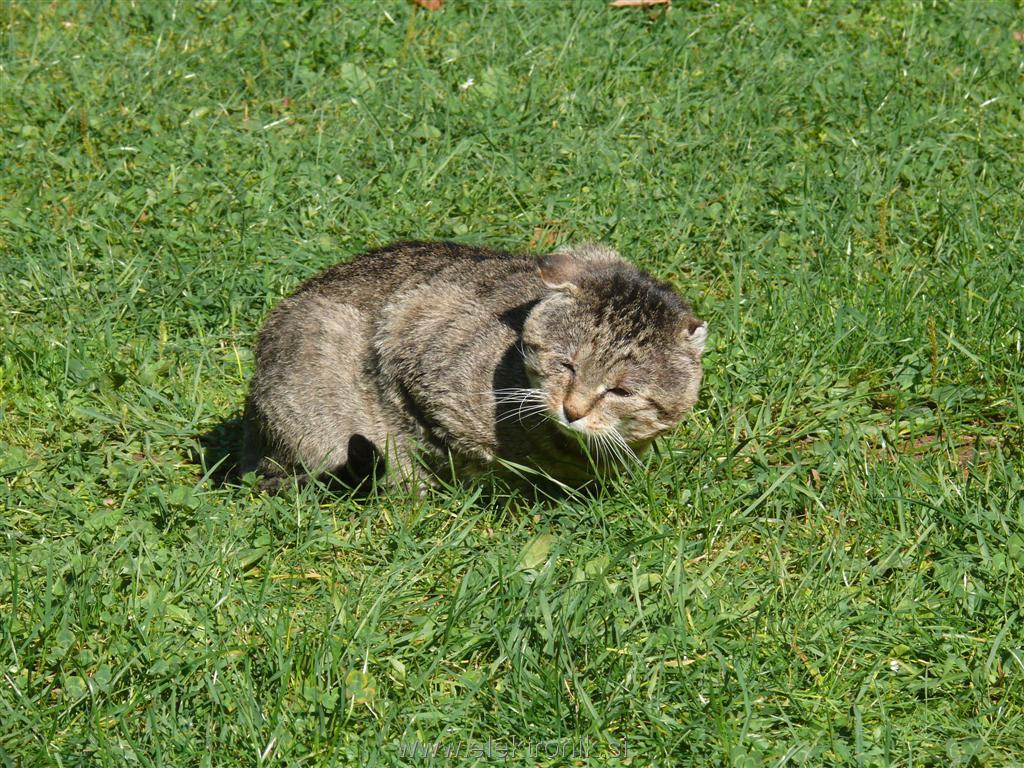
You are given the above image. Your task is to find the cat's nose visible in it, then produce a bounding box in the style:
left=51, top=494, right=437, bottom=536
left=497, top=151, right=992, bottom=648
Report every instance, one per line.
left=563, top=400, right=588, bottom=423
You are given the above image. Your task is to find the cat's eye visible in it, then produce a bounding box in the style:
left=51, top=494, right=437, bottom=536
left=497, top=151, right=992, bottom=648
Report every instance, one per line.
left=607, top=387, right=632, bottom=398
left=561, top=361, right=576, bottom=375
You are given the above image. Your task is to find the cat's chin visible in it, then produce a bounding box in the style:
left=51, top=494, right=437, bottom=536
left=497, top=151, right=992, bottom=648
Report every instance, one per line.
left=554, top=419, right=584, bottom=435
left=554, top=420, right=655, bottom=461
left=550, top=418, right=584, bottom=440
left=553, top=419, right=610, bottom=442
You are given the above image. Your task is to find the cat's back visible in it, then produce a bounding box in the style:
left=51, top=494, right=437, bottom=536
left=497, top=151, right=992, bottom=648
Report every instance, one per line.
left=292, top=240, right=535, bottom=313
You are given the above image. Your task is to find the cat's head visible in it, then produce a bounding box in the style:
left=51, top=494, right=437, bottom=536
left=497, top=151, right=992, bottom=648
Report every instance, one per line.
left=521, top=244, right=706, bottom=452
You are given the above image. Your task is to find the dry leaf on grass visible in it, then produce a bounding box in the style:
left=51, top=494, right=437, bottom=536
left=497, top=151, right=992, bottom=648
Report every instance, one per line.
left=530, top=221, right=561, bottom=249
left=609, top=0, right=670, bottom=7
left=1014, top=31, right=1024, bottom=42
left=413, top=0, right=443, bottom=10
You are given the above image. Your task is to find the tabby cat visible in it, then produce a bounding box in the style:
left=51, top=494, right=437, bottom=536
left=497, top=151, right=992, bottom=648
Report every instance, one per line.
left=241, top=241, right=706, bottom=491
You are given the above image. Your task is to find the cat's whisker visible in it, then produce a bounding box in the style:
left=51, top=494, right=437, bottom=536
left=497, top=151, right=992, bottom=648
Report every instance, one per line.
left=490, top=386, right=550, bottom=426
left=492, top=391, right=545, bottom=405
left=485, top=388, right=533, bottom=396
left=494, top=400, right=550, bottom=424
left=583, top=435, right=596, bottom=469
left=493, top=394, right=544, bottom=405
left=593, top=432, right=613, bottom=468
left=495, top=409, right=548, bottom=425
left=607, top=428, right=641, bottom=466
left=493, top=399, right=543, bottom=413
left=490, top=389, right=543, bottom=403
left=522, top=408, right=555, bottom=431
left=581, top=431, right=597, bottom=463
left=596, top=432, right=622, bottom=468
left=516, top=395, right=549, bottom=423
left=579, top=427, right=631, bottom=470
left=504, top=390, right=546, bottom=418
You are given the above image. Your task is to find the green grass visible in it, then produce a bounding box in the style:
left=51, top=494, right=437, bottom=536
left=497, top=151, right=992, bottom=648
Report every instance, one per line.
left=2, top=0, right=1023, bottom=765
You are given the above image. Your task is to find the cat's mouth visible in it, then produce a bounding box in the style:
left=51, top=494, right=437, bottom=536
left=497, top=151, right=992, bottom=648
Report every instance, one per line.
left=552, top=409, right=641, bottom=466
left=492, top=386, right=642, bottom=466
left=555, top=408, right=595, bottom=433
left=553, top=412, right=610, bottom=439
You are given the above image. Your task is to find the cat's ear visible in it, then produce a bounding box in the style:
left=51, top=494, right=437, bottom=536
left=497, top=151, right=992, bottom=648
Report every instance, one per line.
left=537, top=252, right=582, bottom=291
left=681, top=319, right=707, bottom=357
left=537, top=244, right=622, bottom=291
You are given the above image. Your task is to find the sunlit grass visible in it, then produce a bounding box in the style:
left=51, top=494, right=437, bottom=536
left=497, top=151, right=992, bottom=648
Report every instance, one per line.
left=1, top=1, right=1022, bottom=765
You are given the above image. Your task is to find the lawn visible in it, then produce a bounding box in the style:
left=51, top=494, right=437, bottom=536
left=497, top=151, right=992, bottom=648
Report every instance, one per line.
left=2, top=1, right=1023, bottom=765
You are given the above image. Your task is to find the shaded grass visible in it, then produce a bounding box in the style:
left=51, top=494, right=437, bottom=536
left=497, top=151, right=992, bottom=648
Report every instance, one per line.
left=1, top=1, right=1023, bottom=765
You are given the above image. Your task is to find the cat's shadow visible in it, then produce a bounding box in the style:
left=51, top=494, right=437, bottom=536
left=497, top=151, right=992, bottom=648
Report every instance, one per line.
left=190, top=411, right=596, bottom=507
left=191, top=413, right=245, bottom=486
left=191, top=416, right=384, bottom=494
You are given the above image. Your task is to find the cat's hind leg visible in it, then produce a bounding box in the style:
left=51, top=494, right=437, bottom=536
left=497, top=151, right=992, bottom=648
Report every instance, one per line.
left=244, top=298, right=391, bottom=490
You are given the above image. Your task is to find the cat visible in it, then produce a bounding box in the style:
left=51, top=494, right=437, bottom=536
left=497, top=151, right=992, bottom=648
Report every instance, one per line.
left=240, top=240, right=706, bottom=492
